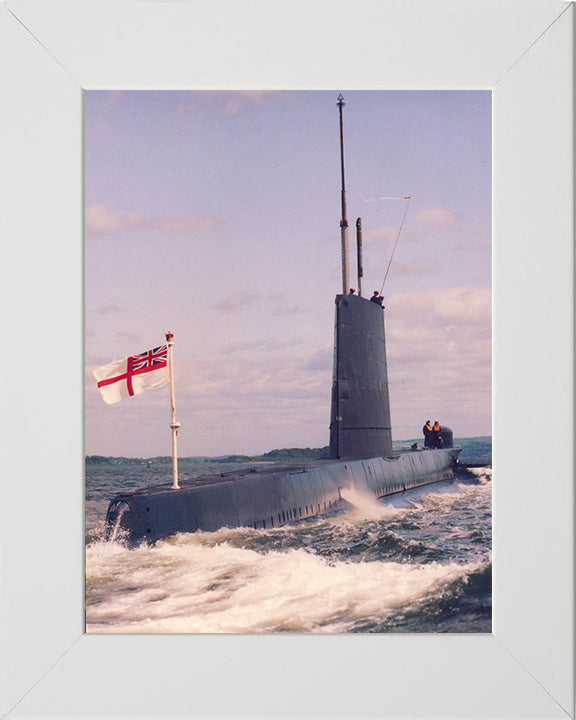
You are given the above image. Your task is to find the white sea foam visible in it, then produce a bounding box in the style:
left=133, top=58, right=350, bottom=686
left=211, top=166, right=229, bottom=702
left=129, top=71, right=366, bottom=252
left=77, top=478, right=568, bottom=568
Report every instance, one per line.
left=339, top=485, right=402, bottom=521
left=403, top=475, right=492, bottom=510
left=86, top=537, right=480, bottom=634
left=467, top=466, right=492, bottom=484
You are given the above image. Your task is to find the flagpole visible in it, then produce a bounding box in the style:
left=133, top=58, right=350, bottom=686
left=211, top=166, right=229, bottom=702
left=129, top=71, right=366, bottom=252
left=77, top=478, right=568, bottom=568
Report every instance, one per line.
left=165, top=331, right=180, bottom=490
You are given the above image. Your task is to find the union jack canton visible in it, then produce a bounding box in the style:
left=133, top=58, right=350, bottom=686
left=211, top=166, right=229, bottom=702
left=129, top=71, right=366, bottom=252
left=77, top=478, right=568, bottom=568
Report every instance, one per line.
left=131, top=345, right=168, bottom=371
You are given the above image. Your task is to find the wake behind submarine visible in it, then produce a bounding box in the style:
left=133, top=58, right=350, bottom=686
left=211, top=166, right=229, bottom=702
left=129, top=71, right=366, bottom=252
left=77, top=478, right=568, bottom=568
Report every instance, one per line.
left=105, top=95, right=461, bottom=544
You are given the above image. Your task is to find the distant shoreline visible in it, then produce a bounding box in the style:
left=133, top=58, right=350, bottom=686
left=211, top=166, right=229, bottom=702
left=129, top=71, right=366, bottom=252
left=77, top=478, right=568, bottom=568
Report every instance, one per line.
left=85, top=436, right=492, bottom=465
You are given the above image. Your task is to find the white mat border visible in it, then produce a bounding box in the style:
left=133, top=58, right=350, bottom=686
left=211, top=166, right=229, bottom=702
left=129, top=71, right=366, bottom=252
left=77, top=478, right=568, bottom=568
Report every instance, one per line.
left=0, top=1, right=573, bottom=718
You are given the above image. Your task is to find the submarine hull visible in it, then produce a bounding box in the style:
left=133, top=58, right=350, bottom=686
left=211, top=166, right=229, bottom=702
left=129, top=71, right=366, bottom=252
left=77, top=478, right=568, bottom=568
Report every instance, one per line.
left=106, top=447, right=460, bottom=544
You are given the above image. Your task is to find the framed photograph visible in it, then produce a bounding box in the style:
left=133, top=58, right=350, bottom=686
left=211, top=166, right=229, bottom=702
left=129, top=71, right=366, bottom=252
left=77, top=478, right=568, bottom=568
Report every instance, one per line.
left=84, top=87, right=493, bottom=634
left=1, top=0, right=573, bottom=718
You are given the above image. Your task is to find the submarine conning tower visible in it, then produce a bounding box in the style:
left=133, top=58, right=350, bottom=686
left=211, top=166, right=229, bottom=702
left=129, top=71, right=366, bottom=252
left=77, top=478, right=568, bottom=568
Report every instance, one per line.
left=329, top=292, right=393, bottom=460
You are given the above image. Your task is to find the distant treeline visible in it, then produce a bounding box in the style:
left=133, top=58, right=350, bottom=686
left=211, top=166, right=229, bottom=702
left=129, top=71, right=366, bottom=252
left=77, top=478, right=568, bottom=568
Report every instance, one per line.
left=85, top=446, right=330, bottom=465
left=217, top=447, right=330, bottom=463
left=85, top=455, right=172, bottom=465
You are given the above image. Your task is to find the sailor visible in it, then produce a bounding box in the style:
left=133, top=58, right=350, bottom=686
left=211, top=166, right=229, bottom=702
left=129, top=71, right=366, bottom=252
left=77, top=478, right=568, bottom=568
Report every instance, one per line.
left=433, top=421, right=443, bottom=448
left=423, top=420, right=433, bottom=448
left=370, top=290, right=383, bottom=306
left=349, top=288, right=356, bottom=294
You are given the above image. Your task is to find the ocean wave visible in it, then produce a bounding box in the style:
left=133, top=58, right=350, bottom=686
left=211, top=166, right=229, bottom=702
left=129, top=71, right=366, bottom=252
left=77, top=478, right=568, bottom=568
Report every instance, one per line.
left=361, top=561, right=492, bottom=633
left=86, top=536, right=485, bottom=634
left=467, top=466, right=492, bottom=483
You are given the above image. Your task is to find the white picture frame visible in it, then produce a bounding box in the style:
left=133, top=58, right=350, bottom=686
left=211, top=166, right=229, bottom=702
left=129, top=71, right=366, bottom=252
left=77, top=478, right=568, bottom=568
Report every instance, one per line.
left=0, top=1, right=573, bottom=718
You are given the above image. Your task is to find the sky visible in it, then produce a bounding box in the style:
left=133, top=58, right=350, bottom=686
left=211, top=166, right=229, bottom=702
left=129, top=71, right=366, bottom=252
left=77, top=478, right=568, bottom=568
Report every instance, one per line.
left=85, top=90, right=491, bottom=457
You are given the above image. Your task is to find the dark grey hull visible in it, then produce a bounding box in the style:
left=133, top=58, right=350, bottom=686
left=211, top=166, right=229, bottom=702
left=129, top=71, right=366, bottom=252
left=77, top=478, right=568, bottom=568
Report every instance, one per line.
left=106, top=447, right=460, bottom=544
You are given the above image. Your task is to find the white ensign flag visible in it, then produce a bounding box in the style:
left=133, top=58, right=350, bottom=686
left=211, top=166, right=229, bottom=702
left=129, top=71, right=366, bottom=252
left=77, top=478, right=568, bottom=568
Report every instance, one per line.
left=93, top=344, right=169, bottom=405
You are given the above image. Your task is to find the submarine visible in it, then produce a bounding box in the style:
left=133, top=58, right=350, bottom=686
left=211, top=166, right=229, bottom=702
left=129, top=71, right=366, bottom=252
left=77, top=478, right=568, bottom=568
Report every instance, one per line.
left=105, top=95, right=461, bottom=544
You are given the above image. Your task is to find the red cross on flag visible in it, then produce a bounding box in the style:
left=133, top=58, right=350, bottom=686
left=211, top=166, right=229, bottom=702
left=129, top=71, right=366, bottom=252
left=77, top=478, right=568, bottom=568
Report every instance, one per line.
left=93, top=344, right=169, bottom=404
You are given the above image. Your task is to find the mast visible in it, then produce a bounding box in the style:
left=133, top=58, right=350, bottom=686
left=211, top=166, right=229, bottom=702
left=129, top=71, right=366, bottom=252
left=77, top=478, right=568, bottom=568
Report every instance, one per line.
left=337, top=94, right=350, bottom=295
left=356, top=217, right=364, bottom=297
left=165, top=331, right=181, bottom=490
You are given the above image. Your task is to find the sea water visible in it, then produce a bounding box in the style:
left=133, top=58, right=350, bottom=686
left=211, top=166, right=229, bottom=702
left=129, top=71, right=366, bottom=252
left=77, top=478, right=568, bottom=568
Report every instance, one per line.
left=85, top=438, right=491, bottom=633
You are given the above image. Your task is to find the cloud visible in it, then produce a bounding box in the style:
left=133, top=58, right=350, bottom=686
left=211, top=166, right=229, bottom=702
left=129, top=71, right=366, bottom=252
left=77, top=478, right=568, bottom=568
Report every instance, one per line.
left=103, top=90, right=123, bottom=109
left=174, top=354, right=330, bottom=453
left=97, top=303, right=121, bottom=315
left=85, top=353, right=114, bottom=368
left=273, top=305, right=306, bottom=316
left=302, top=346, right=332, bottom=373
left=85, top=203, right=216, bottom=237
left=176, top=91, right=279, bottom=118
left=414, top=205, right=458, bottom=229
left=266, top=292, right=306, bottom=316
left=390, top=259, right=439, bottom=277
left=365, top=204, right=459, bottom=251
left=178, top=353, right=330, bottom=417
left=423, top=286, right=491, bottom=325
left=212, top=290, right=258, bottom=314
left=223, top=91, right=273, bottom=116
left=222, top=338, right=300, bottom=354
left=383, top=286, right=492, bottom=436
left=209, top=288, right=306, bottom=316
left=365, top=225, right=397, bottom=244
left=468, top=233, right=492, bottom=248
left=386, top=286, right=491, bottom=339
left=85, top=204, right=142, bottom=234
left=152, top=217, right=216, bottom=232
left=116, top=331, right=143, bottom=346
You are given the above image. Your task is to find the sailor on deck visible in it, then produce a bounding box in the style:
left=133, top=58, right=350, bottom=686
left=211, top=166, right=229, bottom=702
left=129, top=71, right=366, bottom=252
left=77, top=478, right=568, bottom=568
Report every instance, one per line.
left=423, top=420, right=433, bottom=448
left=433, top=421, right=443, bottom=448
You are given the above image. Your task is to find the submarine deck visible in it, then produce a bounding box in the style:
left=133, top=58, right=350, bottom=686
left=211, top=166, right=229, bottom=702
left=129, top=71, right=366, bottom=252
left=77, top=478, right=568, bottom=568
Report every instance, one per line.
left=115, top=448, right=456, bottom=498
left=120, top=459, right=335, bottom=497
